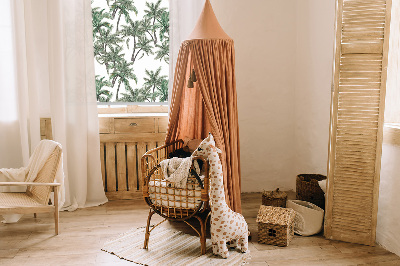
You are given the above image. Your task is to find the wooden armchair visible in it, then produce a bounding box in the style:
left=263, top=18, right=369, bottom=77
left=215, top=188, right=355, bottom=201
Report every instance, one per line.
left=0, top=145, right=62, bottom=234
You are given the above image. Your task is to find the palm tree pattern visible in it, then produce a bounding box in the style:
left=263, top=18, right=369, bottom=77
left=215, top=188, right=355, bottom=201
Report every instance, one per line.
left=92, top=0, right=169, bottom=102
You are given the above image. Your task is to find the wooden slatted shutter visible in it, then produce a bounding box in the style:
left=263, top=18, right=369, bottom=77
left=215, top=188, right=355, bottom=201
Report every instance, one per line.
left=325, top=0, right=392, bottom=245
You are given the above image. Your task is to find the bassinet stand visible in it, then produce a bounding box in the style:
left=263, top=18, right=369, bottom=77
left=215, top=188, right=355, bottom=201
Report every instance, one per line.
left=141, top=140, right=210, bottom=254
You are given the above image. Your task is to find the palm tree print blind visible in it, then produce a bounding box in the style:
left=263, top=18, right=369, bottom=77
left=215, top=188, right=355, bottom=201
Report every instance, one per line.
left=92, top=0, right=169, bottom=102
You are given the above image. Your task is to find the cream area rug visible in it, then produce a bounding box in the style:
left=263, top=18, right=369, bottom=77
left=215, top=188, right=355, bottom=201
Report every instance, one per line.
left=102, top=226, right=250, bottom=265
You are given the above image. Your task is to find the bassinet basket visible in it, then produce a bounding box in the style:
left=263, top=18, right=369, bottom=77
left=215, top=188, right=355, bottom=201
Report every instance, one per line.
left=141, top=140, right=210, bottom=255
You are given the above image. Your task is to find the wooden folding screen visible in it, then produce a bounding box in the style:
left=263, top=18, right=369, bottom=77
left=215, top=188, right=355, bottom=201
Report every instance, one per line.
left=325, top=0, right=392, bottom=245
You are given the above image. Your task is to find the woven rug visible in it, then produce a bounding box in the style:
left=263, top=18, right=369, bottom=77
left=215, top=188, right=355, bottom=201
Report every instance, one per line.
left=102, top=226, right=250, bottom=265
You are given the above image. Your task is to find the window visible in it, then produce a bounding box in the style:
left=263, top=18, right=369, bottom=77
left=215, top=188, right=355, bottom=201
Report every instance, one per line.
left=91, top=0, right=169, bottom=103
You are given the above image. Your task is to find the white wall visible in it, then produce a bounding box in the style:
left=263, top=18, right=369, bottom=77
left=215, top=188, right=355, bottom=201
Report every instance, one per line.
left=377, top=2, right=400, bottom=256
left=211, top=0, right=335, bottom=192
left=377, top=142, right=400, bottom=256
left=212, top=1, right=400, bottom=254
left=212, top=0, right=297, bottom=191
left=294, top=1, right=335, bottom=178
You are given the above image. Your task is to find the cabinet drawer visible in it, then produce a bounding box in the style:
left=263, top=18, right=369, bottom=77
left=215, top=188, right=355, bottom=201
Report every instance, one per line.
left=157, top=117, right=168, bottom=133
left=114, top=118, right=155, bottom=133
left=99, top=117, right=114, bottom=134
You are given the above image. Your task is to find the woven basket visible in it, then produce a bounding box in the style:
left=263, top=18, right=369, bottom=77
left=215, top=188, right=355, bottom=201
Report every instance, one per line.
left=296, top=174, right=326, bottom=209
left=258, top=223, right=294, bottom=247
left=262, top=188, right=287, bottom=208
left=256, top=205, right=296, bottom=247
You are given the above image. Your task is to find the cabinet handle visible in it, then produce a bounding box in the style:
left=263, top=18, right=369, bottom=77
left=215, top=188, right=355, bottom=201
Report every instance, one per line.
left=129, top=123, right=138, bottom=127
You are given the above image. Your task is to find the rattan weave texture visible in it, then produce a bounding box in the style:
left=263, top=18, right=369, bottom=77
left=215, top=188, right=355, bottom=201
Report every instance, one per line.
left=27, top=148, right=61, bottom=205
left=0, top=193, right=42, bottom=207
left=257, top=205, right=296, bottom=247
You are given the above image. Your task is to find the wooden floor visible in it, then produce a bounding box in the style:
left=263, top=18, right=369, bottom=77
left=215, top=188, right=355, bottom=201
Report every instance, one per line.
left=1, top=193, right=399, bottom=266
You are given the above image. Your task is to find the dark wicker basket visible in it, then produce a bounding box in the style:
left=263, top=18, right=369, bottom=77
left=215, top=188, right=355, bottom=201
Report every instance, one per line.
left=262, top=188, right=287, bottom=208
left=296, top=174, right=326, bottom=209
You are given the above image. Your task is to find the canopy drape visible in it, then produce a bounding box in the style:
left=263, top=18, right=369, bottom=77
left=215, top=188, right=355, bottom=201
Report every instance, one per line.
left=166, top=38, right=241, bottom=212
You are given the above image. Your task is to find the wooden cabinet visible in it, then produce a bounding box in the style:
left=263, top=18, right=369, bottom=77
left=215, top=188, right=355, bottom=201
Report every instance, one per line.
left=98, top=115, right=168, bottom=200
left=41, top=115, right=169, bottom=201
left=99, top=116, right=167, bottom=141
left=157, top=117, right=168, bottom=133
left=114, top=118, right=155, bottom=134
left=99, top=117, right=113, bottom=134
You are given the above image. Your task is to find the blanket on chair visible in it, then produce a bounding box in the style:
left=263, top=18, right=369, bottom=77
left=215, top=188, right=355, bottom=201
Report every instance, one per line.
left=0, top=140, right=65, bottom=223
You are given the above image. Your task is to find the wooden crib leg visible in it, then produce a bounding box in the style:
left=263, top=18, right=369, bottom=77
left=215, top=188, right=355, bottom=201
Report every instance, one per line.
left=199, top=218, right=206, bottom=255
left=194, top=214, right=209, bottom=255
left=144, top=209, right=155, bottom=249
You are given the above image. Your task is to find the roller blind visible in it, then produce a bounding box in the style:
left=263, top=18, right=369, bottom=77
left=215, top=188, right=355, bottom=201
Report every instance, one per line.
left=325, top=0, right=392, bottom=245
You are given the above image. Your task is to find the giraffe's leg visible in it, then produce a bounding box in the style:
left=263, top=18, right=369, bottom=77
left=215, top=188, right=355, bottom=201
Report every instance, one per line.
left=212, top=241, right=218, bottom=255
left=217, top=241, right=229, bottom=259
left=227, top=239, right=237, bottom=249
left=238, top=235, right=249, bottom=253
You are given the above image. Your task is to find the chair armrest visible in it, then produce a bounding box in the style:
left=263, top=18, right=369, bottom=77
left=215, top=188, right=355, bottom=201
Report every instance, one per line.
left=0, top=182, right=61, bottom=187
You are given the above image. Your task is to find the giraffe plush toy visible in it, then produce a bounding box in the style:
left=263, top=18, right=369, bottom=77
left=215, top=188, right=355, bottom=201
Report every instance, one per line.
left=192, top=133, right=248, bottom=258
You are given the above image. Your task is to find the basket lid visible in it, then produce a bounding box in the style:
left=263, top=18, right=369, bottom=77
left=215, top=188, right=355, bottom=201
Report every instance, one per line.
left=262, top=188, right=287, bottom=199
left=256, top=205, right=296, bottom=225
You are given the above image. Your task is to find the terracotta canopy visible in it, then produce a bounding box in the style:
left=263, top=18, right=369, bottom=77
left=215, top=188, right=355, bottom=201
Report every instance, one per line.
left=166, top=0, right=242, bottom=212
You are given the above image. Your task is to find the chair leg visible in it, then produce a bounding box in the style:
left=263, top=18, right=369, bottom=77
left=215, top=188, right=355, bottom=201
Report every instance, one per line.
left=34, top=213, right=37, bottom=218
left=199, top=217, right=206, bottom=255
left=54, top=186, right=59, bottom=235
left=194, top=213, right=210, bottom=255
left=144, top=209, right=155, bottom=249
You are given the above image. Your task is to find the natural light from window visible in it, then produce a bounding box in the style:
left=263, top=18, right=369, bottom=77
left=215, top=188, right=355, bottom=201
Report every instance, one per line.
left=91, top=0, right=169, bottom=104
left=0, top=0, right=18, bottom=122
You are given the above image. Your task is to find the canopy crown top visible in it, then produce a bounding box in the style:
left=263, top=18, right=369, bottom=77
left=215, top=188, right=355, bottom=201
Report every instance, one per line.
left=188, top=0, right=231, bottom=40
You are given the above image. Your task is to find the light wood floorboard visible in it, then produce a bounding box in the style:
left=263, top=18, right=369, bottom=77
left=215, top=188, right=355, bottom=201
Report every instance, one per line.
left=0, top=192, right=399, bottom=265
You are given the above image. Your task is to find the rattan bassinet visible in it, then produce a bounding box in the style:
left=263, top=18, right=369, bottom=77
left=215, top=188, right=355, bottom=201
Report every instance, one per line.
left=141, top=140, right=210, bottom=254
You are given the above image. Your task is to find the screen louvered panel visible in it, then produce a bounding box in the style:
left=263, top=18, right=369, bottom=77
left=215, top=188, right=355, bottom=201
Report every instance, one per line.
left=325, top=0, right=391, bottom=245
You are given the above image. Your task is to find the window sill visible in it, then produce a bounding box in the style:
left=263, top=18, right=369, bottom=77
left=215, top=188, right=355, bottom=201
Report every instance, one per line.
left=97, top=103, right=168, bottom=116
left=98, top=113, right=167, bottom=118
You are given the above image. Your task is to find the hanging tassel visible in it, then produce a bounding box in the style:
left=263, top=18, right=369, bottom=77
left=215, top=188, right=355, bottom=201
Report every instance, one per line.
left=187, top=77, right=194, bottom=88
left=191, top=69, right=197, bottom=82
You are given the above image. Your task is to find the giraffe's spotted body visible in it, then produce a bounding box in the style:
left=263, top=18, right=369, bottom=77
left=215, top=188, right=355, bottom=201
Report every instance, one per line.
left=192, top=134, right=248, bottom=258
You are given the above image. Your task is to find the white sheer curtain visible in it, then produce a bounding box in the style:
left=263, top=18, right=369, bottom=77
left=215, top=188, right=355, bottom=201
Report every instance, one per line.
left=0, top=0, right=107, bottom=211
left=0, top=1, right=25, bottom=169
left=168, top=0, right=204, bottom=102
